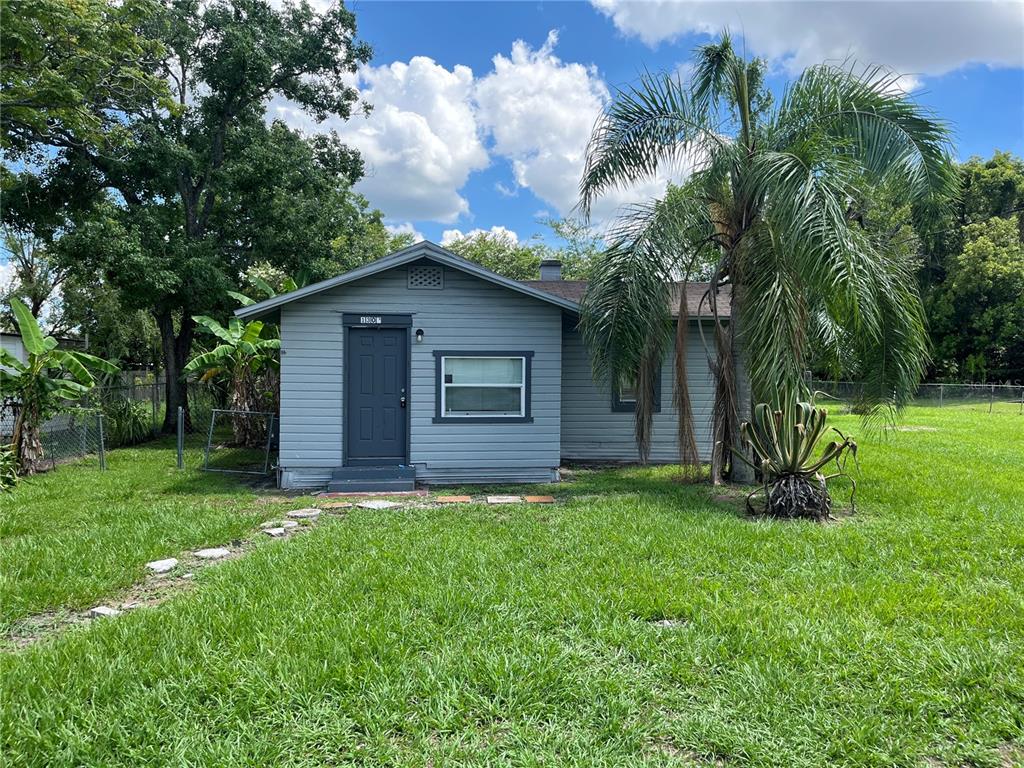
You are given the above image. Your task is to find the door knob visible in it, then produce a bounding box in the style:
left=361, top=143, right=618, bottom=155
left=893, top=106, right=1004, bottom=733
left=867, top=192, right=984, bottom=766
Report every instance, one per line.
left=400, top=396, right=407, bottom=408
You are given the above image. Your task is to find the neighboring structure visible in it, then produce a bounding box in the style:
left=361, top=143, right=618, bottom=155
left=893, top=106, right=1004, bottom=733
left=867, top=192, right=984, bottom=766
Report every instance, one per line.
left=236, top=241, right=728, bottom=491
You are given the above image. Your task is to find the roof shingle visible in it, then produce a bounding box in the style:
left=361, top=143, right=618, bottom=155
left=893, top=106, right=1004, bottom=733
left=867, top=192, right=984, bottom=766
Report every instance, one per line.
left=518, top=280, right=731, bottom=317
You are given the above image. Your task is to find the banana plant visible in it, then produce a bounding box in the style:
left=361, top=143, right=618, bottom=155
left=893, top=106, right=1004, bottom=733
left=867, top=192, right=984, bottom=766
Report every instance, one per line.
left=1, top=298, right=118, bottom=474
left=184, top=316, right=280, bottom=447
left=733, top=390, right=857, bottom=520
left=227, top=270, right=310, bottom=308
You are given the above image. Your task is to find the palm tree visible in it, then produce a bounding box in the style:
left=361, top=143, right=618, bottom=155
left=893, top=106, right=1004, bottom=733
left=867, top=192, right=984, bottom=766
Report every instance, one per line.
left=183, top=316, right=280, bottom=447
left=577, top=33, right=957, bottom=483
left=1, top=298, right=118, bottom=474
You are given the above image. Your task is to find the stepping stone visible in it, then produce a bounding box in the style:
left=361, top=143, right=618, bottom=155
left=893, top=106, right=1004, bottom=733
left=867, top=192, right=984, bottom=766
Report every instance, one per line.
left=287, top=508, right=321, bottom=520
left=357, top=500, right=401, bottom=510
left=263, top=527, right=287, bottom=537
left=146, top=558, right=178, bottom=574
left=194, top=547, right=230, bottom=560
left=436, top=495, right=472, bottom=503
left=260, top=520, right=298, bottom=530
left=650, top=618, right=688, bottom=629
left=319, top=501, right=352, bottom=510
left=88, top=605, right=121, bottom=618
left=486, top=495, right=522, bottom=504
left=525, top=495, right=555, bottom=504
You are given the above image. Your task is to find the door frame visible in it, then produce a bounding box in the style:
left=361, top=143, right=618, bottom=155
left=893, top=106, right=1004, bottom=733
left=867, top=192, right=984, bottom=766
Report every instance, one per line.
left=342, top=313, right=412, bottom=467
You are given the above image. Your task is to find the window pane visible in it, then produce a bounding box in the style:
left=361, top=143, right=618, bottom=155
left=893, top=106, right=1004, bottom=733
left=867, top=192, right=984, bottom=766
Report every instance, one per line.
left=617, top=371, right=637, bottom=402
left=444, top=357, right=523, bottom=385
left=445, top=386, right=522, bottom=415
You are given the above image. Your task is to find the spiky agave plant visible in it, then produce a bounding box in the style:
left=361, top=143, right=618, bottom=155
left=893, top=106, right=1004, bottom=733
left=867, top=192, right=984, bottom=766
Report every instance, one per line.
left=735, top=396, right=857, bottom=520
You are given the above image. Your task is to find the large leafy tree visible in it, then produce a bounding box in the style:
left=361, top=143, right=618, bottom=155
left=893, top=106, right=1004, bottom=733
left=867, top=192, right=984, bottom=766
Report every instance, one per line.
left=0, top=299, right=118, bottom=474
left=0, top=0, right=171, bottom=156
left=30, top=0, right=373, bottom=431
left=578, top=33, right=957, bottom=483
left=925, top=152, right=1024, bottom=381
left=442, top=221, right=598, bottom=281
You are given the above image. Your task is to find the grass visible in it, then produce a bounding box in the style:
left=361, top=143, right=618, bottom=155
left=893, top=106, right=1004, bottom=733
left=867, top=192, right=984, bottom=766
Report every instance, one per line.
left=0, top=437, right=273, bottom=633
left=1, top=407, right=1023, bottom=767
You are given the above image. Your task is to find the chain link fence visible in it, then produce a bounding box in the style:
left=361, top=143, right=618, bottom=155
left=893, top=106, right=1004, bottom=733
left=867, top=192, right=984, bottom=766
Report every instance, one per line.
left=0, top=402, right=107, bottom=471
left=810, top=379, right=1024, bottom=415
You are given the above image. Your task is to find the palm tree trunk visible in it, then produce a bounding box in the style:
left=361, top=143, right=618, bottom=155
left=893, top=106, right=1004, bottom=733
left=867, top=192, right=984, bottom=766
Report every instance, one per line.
left=729, top=283, right=755, bottom=484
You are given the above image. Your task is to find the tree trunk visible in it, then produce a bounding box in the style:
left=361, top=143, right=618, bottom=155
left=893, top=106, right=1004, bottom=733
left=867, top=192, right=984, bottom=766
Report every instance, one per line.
left=157, top=312, right=195, bottom=434
left=13, top=407, right=46, bottom=475
left=229, top=367, right=266, bottom=448
left=729, top=283, right=755, bottom=484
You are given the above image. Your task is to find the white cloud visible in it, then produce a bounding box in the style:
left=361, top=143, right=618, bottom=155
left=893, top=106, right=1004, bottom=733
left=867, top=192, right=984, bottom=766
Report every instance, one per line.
left=272, top=56, right=488, bottom=224
left=475, top=31, right=689, bottom=221
left=0, top=260, right=15, bottom=292
left=384, top=222, right=424, bottom=242
left=591, top=0, right=1024, bottom=76
left=441, top=225, right=520, bottom=246
left=271, top=31, right=692, bottom=225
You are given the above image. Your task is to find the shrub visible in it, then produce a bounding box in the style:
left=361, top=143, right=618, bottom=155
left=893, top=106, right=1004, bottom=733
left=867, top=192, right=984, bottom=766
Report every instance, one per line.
left=735, top=396, right=857, bottom=520
left=102, top=398, right=152, bottom=448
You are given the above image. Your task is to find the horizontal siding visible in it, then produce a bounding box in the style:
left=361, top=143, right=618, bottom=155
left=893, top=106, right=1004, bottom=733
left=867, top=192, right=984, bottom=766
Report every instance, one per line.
left=279, top=265, right=561, bottom=485
left=560, top=323, right=716, bottom=463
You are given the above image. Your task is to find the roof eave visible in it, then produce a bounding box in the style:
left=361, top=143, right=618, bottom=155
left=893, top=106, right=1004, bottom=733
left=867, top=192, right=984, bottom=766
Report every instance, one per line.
left=234, top=241, right=580, bottom=319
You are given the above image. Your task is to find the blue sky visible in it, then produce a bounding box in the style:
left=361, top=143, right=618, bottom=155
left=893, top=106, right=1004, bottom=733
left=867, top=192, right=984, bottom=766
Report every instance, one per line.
left=302, top=0, right=1024, bottom=247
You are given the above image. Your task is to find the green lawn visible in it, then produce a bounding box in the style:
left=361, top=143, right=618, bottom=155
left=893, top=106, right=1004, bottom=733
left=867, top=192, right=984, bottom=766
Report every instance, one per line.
left=0, top=438, right=273, bottom=633
left=2, top=407, right=1023, bottom=767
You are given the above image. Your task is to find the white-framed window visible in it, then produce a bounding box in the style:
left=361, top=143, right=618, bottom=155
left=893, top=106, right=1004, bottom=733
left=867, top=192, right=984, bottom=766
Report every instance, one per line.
left=433, top=351, right=533, bottom=422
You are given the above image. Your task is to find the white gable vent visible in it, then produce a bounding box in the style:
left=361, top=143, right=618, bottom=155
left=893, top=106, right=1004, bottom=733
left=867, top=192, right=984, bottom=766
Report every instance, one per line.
left=408, top=265, right=443, bottom=290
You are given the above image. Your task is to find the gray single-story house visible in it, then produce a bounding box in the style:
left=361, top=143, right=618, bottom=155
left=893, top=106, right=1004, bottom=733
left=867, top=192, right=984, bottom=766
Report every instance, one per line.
left=236, top=241, right=728, bottom=491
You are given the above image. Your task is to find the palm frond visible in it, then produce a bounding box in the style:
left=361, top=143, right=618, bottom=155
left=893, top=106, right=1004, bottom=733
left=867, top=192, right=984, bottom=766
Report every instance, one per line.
left=773, top=63, right=959, bottom=224
left=578, top=72, right=723, bottom=217
left=690, top=31, right=738, bottom=115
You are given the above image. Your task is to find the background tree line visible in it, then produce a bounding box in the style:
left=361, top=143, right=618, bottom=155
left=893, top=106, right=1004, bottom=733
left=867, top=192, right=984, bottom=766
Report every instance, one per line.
left=824, top=150, right=1024, bottom=384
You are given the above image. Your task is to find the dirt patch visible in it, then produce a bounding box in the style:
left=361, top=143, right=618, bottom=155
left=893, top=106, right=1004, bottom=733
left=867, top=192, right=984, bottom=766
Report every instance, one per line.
left=999, top=742, right=1024, bottom=767
left=647, top=738, right=728, bottom=765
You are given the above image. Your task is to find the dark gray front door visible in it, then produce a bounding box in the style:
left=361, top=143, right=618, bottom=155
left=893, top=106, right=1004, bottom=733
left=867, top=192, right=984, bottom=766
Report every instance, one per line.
left=345, top=327, right=408, bottom=465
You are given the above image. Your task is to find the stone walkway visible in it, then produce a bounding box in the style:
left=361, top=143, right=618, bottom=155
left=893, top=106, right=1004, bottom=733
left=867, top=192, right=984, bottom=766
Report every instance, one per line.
left=3, top=491, right=560, bottom=650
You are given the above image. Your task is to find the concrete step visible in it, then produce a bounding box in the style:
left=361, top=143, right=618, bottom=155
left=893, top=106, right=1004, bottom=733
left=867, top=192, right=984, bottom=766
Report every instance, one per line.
left=330, top=465, right=416, bottom=481
left=326, top=478, right=417, bottom=493
left=327, top=465, right=417, bottom=493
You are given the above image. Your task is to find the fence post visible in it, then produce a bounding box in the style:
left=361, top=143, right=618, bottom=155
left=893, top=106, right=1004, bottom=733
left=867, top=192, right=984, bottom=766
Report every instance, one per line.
left=176, top=406, right=184, bottom=470
left=989, top=384, right=995, bottom=414
left=97, top=412, right=106, bottom=471
left=1019, top=386, right=1023, bottom=416
left=939, top=384, right=943, bottom=408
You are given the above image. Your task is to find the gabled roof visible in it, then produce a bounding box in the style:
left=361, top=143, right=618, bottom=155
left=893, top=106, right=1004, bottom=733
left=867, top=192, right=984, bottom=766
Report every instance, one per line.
left=520, top=280, right=731, bottom=317
left=235, top=240, right=582, bottom=319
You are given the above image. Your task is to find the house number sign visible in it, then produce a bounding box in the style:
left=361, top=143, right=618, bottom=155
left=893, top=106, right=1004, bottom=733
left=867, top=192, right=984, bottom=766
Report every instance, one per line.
left=360, top=316, right=382, bottom=325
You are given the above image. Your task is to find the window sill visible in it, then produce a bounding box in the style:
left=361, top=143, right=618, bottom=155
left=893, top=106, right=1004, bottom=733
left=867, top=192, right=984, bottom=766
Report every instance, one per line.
left=432, top=416, right=534, bottom=424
